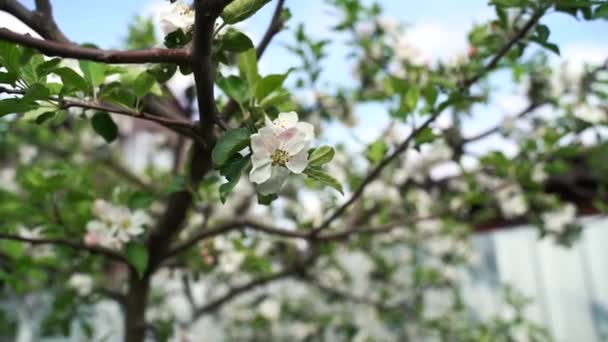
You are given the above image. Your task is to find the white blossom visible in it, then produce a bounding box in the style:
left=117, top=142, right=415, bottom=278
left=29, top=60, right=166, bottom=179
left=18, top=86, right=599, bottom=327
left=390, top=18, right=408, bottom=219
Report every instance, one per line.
left=542, top=203, right=577, bottom=234
left=249, top=112, right=314, bottom=195
left=160, top=1, right=195, bottom=36
left=496, top=184, right=528, bottom=218
left=0, top=167, right=20, bottom=193
left=532, top=163, right=548, bottom=183
left=68, top=273, right=94, bottom=296
left=218, top=250, right=245, bottom=273
left=84, top=199, right=151, bottom=250
left=18, top=145, right=38, bottom=164
left=573, top=103, right=606, bottom=124
left=259, top=298, right=281, bottom=320
left=17, top=225, right=53, bottom=259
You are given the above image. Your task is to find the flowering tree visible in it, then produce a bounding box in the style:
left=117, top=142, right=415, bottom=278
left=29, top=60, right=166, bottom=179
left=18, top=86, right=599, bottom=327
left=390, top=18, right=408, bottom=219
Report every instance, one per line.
left=0, top=0, right=607, bottom=341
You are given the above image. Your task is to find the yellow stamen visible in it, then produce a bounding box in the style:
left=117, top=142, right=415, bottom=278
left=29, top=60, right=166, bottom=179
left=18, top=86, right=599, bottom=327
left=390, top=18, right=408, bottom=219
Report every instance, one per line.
left=271, top=149, right=290, bottom=166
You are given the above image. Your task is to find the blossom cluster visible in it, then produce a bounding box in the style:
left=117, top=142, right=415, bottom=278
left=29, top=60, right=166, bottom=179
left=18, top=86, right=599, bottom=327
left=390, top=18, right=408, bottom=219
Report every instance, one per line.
left=84, top=199, right=151, bottom=250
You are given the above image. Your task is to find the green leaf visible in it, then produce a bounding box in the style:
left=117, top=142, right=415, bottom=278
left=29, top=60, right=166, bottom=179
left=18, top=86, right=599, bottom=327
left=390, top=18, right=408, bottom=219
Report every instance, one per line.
left=254, top=73, right=289, bottom=102
left=367, top=140, right=388, bottom=164
left=0, top=98, right=38, bottom=117
left=0, top=41, right=21, bottom=74
left=128, top=191, right=156, bottom=209
left=238, top=48, right=259, bottom=91
left=125, top=243, right=148, bottom=278
left=308, top=146, right=335, bottom=167
left=304, top=166, right=344, bottom=194
left=403, top=86, right=420, bottom=113
left=164, top=29, right=191, bottom=48
left=257, top=193, right=278, bottom=205
left=536, top=41, right=560, bottom=55
left=19, top=53, right=44, bottom=85
left=260, top=89, right=293, bottom=109
left=414, top=127, right=438, bottom=147
left=222, top=29, right=254, bottom=52
left=596, top=4, right=608, bottom=19
left=221, top=0, right=272, bottom=24
left=217, top=75, right=248, bottom=105
left=91, top=112, right=118, bottom=143
left=132, top=71, right=156, bottom=97
left=36, top=58, right=61, bottom=77
left=53, top=67, right=89, bottom=94
left=148, top=63, right=177, bottom=83
left=219, top=155, right=250, bottom=203
left=0, top=72, right=18, bottom=85
left=99, top=82, right=137, bottom=108
left=79, top=61, right=107, bottom=89
left=22, top=83, right=50, bottom=102
left=212, top=127, right=251, bottom=167
left=34, top=111, right=56, bottom=124
left=536, top=24, right=550, bottom=42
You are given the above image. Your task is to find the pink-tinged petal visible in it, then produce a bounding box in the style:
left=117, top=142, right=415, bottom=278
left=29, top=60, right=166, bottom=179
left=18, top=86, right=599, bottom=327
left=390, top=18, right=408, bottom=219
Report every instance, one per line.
left=249, top=162, right=272, bottom=184
left=251, top=127, right=277, bottom=154
left=295, top=122, right=315, bottom=141
left=286, top=149, right=308, bottom=174
left=257, top=166, right=289, bottom=195
left=280, top=129, right=308, bottom=155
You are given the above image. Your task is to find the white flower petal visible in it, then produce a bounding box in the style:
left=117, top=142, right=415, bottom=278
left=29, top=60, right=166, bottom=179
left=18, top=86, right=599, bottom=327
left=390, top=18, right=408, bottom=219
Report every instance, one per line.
left=286, top=149, right=309, bottom=174
left=250, top=162, right=272, bottom=184
left=295, top=122, right=315, bottom=141
left=251, top=152, right=271, bottom=168
left=276, top=112, right=299, bottom=128
left=257, top=166, right=289, bottom=194
left=278, top=128, right=307, bottom=155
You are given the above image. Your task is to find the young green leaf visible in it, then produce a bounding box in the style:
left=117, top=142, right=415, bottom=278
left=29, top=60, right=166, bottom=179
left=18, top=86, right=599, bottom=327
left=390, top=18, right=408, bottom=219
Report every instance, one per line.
left=367, top=140, right=387, bottom=164
left=53, top=67, right=89, bottom=94
left=308, top=146, right=335, bottom=167
left=212, top=127, right=251, bottom=167
left=91, top=112, right=118, bottom=143
left=219, top=155, right=250, bottom=203
left=217, top=75, right=248, bottom=105
left=132, top=71, right=156, bottom=97
left=36, top=58, right=61, bottom=78
left=125, top=243, right=148, bottom=278
left=221, top=0, right=272, bottom=24
left=222, top=29, right=254, bottom=52
left=239, top=48, right=259, bottom=91
left=0, top=98, right=38, bottom=117
left=22, top=83, right=50, bottom=102
left=254, top=73, right=289, bottom=102
left=79, top=61, right=107, bottom=89
left=304, top=166, right=344, bottom=194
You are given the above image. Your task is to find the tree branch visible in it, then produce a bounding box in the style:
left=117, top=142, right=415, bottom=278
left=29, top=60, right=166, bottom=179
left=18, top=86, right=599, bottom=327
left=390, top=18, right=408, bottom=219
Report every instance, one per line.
left=190, top=267, right=296, bottom=321
left=0, top=28, right=190, bottom=64
left=461, top=101, right=544, bottom=144
left=61, top=99, right=198, bottom=138
left=309, top=10, right=544, bottom=237
left=256, top=0, right=286, bottom=59
left=0, top=233, right=128, bottom=264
